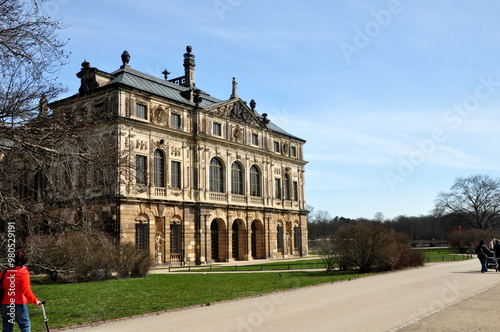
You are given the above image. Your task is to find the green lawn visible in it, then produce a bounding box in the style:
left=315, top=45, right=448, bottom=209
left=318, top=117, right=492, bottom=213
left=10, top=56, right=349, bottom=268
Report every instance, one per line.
left=420, top=247, right=473, bottom=262
left=28, top=270, right=367, bottom=331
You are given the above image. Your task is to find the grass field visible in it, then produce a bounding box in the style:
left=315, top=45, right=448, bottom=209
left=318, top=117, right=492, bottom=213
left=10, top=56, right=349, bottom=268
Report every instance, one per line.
left=420, top=247, right=473, bottom=262
left=27, top=270, right=367, bottom=331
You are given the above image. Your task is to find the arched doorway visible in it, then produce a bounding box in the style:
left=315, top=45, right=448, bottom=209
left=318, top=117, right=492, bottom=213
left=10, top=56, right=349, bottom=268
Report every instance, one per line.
left=232, top=221, right=239, bottom=260
left=211, top=220, right=219, bottom=261
left=251, top=220, right=265, bottom=259
left=210, top=219, right=227, bottom=262
left=231, top=220, right=247, bottom=260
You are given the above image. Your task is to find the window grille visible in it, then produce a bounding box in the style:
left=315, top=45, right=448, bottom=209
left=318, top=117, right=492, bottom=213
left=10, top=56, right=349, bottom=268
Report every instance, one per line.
left=170, top=223, right=182, bottom=254
left=135, top=223, right=149, bottom=250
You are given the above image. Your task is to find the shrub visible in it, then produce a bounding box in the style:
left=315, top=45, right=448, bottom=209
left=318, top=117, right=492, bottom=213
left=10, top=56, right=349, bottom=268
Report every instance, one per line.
left=328, top=222, right=424, bottom=273
left=29, top=230, right=151, bottom=282
left=318, top=238, right=336, bottom=272
left=113, top=243, right=151, bottom=278
left=332, top=222, right=394, bottom=273
left=30, top=230, right=115, bottom=282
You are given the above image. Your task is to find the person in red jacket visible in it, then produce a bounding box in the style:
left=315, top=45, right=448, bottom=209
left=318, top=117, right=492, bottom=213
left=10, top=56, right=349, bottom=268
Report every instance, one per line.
left=1, top=249, right=41, bottom=332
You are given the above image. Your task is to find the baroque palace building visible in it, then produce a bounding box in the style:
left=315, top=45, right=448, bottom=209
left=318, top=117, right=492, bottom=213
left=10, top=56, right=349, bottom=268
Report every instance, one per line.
left=49, top=46, right=308, bottom=265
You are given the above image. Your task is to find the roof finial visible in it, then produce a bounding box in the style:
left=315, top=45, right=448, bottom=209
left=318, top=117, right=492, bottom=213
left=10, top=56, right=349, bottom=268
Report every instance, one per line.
left=162, top=69, right=170, bottom=80
left=250, top=99, right=256, bottom=111
left=230, top=77, right=238, bottom=99
left=262, top=113, right=270, bottom=126
left=121, top=50, right=130, bottom=67
left=183, top=45, right=195, bottom=87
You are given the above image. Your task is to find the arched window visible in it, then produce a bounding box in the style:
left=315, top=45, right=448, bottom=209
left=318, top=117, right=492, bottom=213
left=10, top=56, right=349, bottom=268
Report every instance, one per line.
left=250, top=165, right=261, bottom=197
left=284, top=173, right=291, bottom=200
left=209, top=158, right=224, bottom=192
left=231, top=162, right=244, bottom=195
left=153, top=149, right=164, bottom=187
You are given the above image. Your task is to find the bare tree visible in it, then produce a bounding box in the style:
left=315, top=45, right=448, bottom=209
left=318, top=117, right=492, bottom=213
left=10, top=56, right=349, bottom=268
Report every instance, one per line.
left=374, top=212, right=385, bottom=222
left=1, top=0, right=68, bottom=223
left=434, top=175, right=500, bottom=229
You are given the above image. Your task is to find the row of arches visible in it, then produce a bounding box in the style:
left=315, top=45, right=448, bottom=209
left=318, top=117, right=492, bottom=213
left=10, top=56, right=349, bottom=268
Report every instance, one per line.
left=135, top=212, right=303, bottom=264
left=210, top=219, right=265, bottom=261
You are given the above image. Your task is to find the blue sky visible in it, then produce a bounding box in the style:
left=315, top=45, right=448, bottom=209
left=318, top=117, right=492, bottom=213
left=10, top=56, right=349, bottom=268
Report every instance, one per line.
left=44, top=0, right=500, bottom=220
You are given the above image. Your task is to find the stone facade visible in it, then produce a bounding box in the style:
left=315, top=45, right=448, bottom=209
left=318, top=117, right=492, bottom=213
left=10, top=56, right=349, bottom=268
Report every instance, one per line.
left=50, top=46, right=308, bottom=265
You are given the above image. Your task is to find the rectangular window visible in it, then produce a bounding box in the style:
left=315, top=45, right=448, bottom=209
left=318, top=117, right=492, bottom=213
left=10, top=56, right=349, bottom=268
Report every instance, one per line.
left=136, top=155, right=147, bottom=185
left=213, top=122, right=222, bottom=136
left=277, top=226, right=284, bottom=250
left=252, top=133, right=259, bottom=145
left=275, top=178, right=281, bottom=199
left=293, top=181, right=298, bottom=201
left=291, top=146, right=297, bottom=157
left=136, top=103, right=147, bottom=119
left=171, top=161, right=181, bottom=189
left=171, top=113, right=181, bottom=128
left=294, top=226, right=300, bottom=249
left=274, top=141, right=280, bottom=153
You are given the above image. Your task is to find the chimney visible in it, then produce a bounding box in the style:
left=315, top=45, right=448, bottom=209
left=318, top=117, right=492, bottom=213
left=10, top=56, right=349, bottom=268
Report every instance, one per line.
left=183, top=45, right=195, bottom=88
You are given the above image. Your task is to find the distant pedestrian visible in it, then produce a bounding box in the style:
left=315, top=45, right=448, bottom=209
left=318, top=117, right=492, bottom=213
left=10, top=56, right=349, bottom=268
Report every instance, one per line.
left=1, top=249, right=41, bottom=332
left=476, top=240, right=493, bottom=273
left=494, top=240, right=500, bottom=265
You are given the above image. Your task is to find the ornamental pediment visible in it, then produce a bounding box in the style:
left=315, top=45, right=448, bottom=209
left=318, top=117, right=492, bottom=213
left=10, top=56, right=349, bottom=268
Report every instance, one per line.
left=205, top=100, right=263, bottom=127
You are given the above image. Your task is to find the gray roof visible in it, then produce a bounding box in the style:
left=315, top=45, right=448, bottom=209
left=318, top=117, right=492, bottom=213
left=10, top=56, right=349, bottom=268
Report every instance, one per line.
left=48, top=64, right=304, bottom=142
left=107, top=66, right=304, bottom=141
left=109, top=66, right=221, bottom=108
